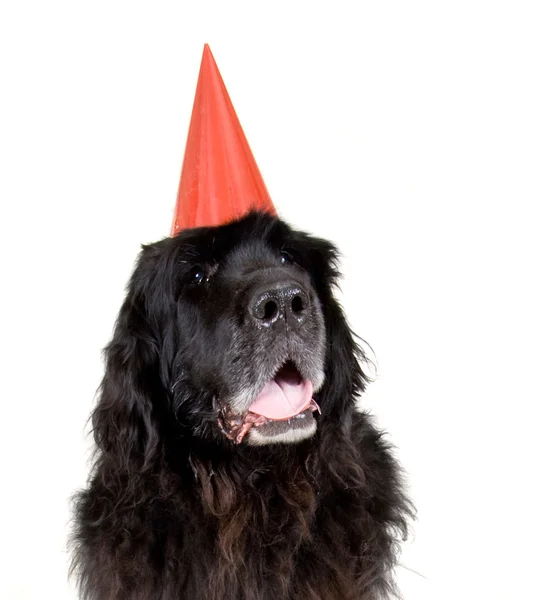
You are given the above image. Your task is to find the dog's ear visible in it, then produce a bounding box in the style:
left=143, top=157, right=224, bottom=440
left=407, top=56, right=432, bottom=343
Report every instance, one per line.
left=320, top=294, right=369, bottom=418
left=91, top=241, right=173, bottom=471
left=296, top=234, right=370, bottom=418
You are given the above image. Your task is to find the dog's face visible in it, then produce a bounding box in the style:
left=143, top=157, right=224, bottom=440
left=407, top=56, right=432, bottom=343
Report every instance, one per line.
left=163, top=213, right=330, bottom=445
left=172, top=226, right=328, bottom=446
left=99, top=212, right=365, bottom=454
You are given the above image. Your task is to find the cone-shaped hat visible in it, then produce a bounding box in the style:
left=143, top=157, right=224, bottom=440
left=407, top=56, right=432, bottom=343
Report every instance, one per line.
left=171, top=45, right=276, bottom=235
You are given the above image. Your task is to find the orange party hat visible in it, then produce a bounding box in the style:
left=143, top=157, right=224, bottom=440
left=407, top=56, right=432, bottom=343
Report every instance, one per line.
left=171, top=44, right=276, bottom=235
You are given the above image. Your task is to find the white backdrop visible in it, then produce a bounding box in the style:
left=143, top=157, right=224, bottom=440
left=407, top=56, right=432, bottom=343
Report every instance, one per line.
left=1, top=1, right=552, bottom=599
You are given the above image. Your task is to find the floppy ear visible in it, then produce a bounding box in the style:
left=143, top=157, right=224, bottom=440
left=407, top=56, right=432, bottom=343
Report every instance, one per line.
left=320, top=295, right=369, bottom=418
left=91, top=241, right=173, bottom=472
left=299, top=235, right=370, bottom=418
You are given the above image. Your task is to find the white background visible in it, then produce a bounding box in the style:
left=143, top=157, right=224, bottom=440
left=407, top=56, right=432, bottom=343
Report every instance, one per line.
left=1, top=1, right=552, bottom=599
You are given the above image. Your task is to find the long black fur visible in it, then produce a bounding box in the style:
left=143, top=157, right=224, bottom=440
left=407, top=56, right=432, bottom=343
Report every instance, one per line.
left=71, top=212, right=413, bottom=599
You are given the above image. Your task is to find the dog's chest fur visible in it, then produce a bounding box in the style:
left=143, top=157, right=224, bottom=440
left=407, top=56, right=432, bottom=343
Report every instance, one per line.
left=78, top=428, right=405, bottom=600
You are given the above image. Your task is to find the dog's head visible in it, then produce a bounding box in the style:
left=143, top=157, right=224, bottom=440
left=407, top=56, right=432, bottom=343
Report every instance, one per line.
left=93, top=212, right=368, bottom=463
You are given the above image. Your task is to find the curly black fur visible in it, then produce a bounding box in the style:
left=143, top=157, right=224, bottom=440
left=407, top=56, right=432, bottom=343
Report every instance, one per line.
left=71, top=212, right=413, bottom=599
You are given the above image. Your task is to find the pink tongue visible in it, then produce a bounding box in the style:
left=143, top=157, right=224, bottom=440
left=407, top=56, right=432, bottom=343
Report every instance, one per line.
left=248, top=371, right=314, bottom=420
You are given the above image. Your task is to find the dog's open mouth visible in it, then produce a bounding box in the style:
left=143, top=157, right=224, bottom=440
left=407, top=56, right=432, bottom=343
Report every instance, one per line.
left=218, top=361, right=320, bottom=444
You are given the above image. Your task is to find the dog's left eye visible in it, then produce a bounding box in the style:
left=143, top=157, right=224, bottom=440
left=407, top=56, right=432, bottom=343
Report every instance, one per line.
left=189, top=267, right=207, bottom=285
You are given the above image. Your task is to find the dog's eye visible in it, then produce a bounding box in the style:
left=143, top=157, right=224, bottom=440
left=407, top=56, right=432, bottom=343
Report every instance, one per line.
left=280, top=251, right=294, bottom=265
left=189, top=267, right=207, bottom=285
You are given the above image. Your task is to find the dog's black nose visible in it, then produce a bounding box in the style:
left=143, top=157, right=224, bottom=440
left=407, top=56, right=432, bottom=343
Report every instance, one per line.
left=250, top=283, right=309, bottom=329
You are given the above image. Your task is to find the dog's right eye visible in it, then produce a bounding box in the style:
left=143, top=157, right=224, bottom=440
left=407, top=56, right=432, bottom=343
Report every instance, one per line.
left=280, top=251, right=294, bottom=265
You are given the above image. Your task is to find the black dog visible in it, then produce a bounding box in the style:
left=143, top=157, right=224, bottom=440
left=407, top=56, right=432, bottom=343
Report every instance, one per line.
left=71, top=211, right=412, bottom=600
